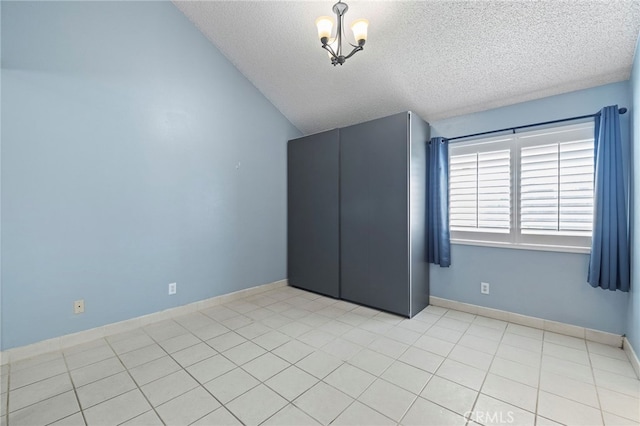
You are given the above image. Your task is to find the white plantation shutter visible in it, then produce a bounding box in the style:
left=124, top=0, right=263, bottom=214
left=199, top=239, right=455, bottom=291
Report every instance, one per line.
left=449, top=137, right=513, bottom=242
left=520, top=140, right=594, bottom=236
left=449, top=122, right=593, bottom=250
left=450, top=153, right=478, bottom=229
left=518, top=124, right=594, bottom=245
left=477, top=150, right=511, bottom=231
left=559, top=139, right=594, bottom=234
left=520, top=143, right=560, bottom=233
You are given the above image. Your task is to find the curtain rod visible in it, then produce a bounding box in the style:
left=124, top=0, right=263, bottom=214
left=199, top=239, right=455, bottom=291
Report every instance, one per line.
left=447, top=107, right=628, bottom=142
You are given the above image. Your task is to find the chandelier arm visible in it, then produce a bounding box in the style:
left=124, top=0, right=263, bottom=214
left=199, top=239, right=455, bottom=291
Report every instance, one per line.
left=322, top=43, right=338, bottom=60
left=343, top=45, right=363, bottom=60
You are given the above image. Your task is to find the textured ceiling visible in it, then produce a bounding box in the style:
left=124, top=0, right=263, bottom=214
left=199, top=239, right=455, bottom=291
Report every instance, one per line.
left=174, top=1, right=640, bottom=135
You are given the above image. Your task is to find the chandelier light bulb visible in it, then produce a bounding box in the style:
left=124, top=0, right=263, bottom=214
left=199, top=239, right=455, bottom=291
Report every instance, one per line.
left=351, top=19, right=369, bottom=45
left=315, top=16, right=333, bottom=42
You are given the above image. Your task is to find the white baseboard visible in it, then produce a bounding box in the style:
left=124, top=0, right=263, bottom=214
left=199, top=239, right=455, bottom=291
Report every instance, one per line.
left=623, top=337, right=640, bottom=379
left=1, top=279, right=288, bottom=365
left=429, top=296, right=624, bottom=348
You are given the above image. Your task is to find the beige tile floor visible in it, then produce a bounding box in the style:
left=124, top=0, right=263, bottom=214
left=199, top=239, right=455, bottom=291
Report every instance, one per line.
left=1, top=286, right=639, bottom=425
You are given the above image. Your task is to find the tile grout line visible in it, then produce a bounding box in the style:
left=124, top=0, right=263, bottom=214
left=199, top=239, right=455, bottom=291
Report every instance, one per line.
left=241, top=348, right=323, bottom=426
left=394, top=306, right=459, bottom=425
left=294, top=336, right=403, bottom=426
left=586, top=337, right=609, bottom=426
left=97, top=338, right=166, bottom=426
left=464, top=315, right=509, bottom=426
left=61, top=348, right=89, bottom=426
left=117, top=325, right=246, bottom=424
left=380, top=314, right=441, bottom=425
left=120, top=322, right=242, bottom=423
left=534, top=332, right=546, bottom=426
left=4, top=364, right=10, bottom=426
left=5, top=371, right=76, bottom=421
left=245, top=316, right=351, bottom=424
left=412, top=311, right=511, bottom=424
left=137, top=318, right=246, bottom=426
left=539, top=329, right=617, bottom=425
left=319, top=335, right=417, bottom=426
left=142, top=290, right=339, bottom=423
left=4, top=354, right=89, bottom=423
left=241, top=298, right=408, bottom=424
left=221, top=291, right=356, bottom=424
left=543, top=333, right=632, bottom=411
left=162, top=317, right=298, bottom=422
left=8, top=334, right=229, bottom=425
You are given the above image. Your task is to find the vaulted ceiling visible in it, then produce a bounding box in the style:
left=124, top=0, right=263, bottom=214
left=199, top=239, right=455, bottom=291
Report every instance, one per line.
left=174, top=1, right=640, bottom=135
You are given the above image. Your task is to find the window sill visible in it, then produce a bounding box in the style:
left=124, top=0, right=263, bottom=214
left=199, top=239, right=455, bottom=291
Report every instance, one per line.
left=451, top=239, right=591, bottom=254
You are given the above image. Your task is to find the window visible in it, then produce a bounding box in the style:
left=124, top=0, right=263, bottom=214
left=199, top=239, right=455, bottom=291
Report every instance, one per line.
left=449, top=122, right=594, bottom=252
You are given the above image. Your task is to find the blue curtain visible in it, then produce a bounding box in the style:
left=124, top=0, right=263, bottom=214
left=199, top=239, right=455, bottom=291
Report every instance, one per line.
left=588, top=105, right=629, bottom=292
left=426, top=137, right=451, bottom=267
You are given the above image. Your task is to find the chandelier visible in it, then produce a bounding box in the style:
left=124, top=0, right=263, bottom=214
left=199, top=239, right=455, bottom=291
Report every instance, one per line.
left=315, top=1, right=369, bottom=66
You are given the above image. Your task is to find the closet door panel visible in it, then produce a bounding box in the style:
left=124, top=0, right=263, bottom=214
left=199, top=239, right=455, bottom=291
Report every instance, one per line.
left=340, top=113, right=409, bottom=315
left=287, top=130, right=340, bottom=298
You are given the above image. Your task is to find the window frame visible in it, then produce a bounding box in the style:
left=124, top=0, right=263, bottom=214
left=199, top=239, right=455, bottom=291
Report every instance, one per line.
left=448, top=122, right=594, bottom=254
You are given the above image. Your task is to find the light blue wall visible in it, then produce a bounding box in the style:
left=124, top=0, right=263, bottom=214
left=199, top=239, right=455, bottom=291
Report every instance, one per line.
left=1, top=1, right=301, bottom=350
left=430, top=82, right=631, bottom=334
left=628, top=38, right=640, bottom=355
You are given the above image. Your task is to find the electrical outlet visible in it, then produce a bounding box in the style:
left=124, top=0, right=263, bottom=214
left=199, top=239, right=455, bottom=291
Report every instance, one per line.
left=74, top=299, right=85, bottom=314
left=168, top=282, right=177, bottom=295
left=481, top=282, right=490, bottom=295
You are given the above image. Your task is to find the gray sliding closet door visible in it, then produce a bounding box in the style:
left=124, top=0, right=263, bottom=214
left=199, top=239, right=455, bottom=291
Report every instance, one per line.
left=287, top=130, right=340, bottom=298
left=340, top=113, right=410, bottom=315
